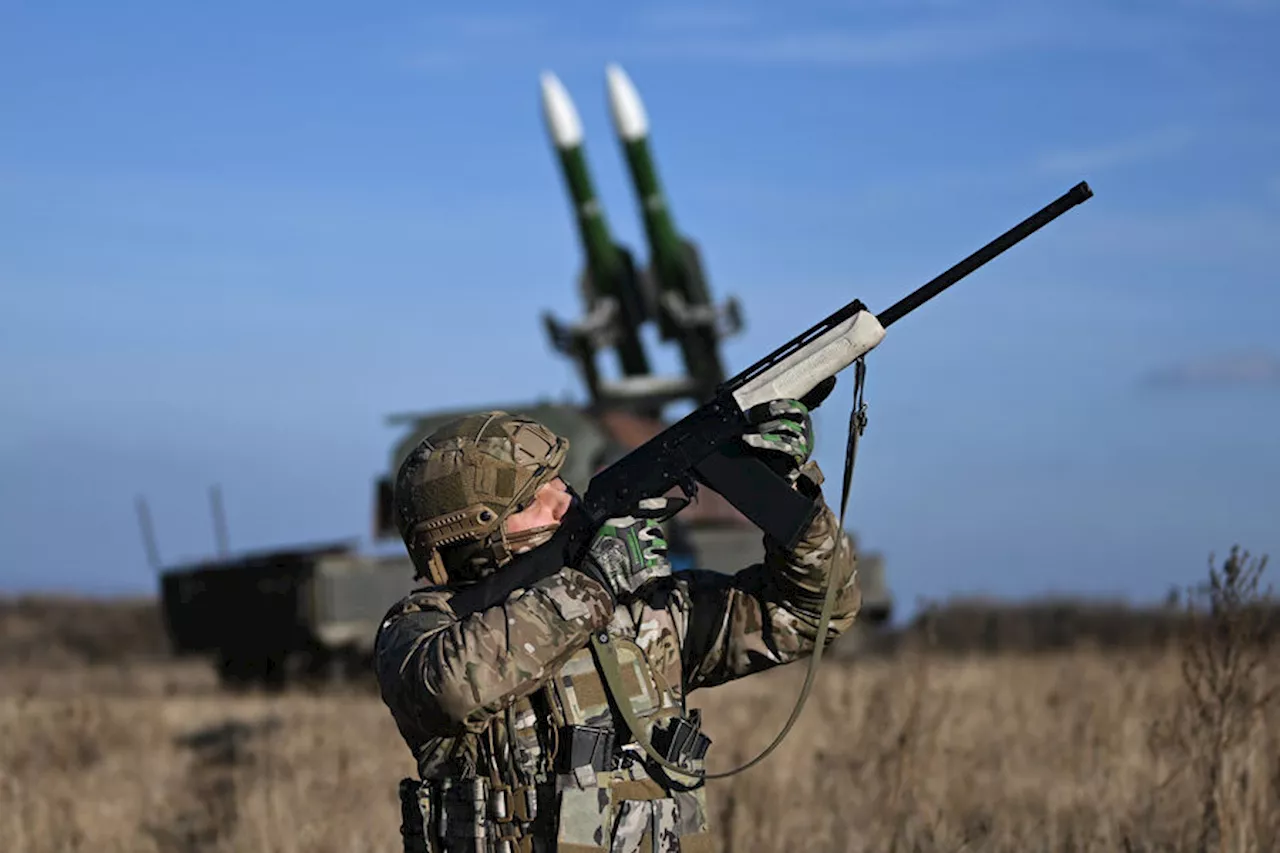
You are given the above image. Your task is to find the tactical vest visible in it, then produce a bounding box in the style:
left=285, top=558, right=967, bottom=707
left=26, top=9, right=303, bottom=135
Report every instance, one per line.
left=398, top=599, right=716, bottom=853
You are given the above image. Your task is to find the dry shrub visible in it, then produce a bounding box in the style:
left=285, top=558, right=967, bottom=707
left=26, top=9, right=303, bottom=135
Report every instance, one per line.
left=1146, top=546, right=1279, bottom=853
left=875, top=596, right=1279, bottom=657
left=0, top=595, right=169, bottom=665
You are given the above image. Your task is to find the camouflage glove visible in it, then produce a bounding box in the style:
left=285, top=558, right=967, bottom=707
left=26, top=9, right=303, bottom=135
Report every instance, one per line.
left=741, top=398, right=814, bottom=482
left=583, top=497, right=687, bottom=600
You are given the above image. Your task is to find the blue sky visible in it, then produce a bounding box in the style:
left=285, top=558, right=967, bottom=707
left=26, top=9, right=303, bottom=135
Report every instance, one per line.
left=2, top=1, right=1277, bottom=617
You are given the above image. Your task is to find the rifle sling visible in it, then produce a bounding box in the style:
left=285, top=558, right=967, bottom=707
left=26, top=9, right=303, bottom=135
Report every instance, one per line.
left=590, top=355, right=869, bottom=781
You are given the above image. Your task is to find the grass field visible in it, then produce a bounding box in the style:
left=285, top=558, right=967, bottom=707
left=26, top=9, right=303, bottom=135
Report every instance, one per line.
left=2, top=549, right=1275, bottom=852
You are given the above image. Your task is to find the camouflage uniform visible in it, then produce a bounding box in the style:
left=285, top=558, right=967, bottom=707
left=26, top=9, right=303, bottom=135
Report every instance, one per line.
left=375, top=409, right=861, bottom=853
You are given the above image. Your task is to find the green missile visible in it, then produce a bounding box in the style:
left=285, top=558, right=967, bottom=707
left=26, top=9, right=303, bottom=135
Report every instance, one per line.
left=539, top=71, right=652, bottom=381
left=605, top=63, right=733, bottom=396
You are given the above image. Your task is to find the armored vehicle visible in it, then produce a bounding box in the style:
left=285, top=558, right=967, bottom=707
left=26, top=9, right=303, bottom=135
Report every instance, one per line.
left=157, top=539, right=416, bottom=688
left=152, top=63, right=892, bottom=689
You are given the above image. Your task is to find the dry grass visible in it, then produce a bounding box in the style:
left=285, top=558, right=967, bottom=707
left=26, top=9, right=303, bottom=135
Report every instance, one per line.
left=2, top=551, right=1275, bottom=852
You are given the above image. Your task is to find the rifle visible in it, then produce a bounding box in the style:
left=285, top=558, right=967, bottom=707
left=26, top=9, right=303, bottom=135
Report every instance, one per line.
left=451, top=181, right=1093, bottom=618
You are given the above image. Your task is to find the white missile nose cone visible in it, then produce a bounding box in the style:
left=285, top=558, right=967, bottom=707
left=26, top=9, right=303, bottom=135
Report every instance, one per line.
left=540, top=70, right=583, bottom=149
left=605, top=63, right=648, bottom=141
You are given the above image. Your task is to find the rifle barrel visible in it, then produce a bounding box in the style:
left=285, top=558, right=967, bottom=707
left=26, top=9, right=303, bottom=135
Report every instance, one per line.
left=722, top=182, right=1093, bottom=394
left=876, top=181, right=1093, bottom=329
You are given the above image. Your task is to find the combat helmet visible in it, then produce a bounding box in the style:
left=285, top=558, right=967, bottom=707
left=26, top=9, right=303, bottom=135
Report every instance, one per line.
left=394, top=411, right=570, bottom=584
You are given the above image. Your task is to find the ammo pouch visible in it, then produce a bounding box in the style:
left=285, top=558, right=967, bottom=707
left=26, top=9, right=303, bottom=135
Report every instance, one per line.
left=555, top=724, right=615, bottom=786
left=398, top=776, right=545, bottom=853
left=647, top=710, right=711, bottom=773
left=554, top=717, right=710, bottom=784
left=399, top=778, right=432, bottom=853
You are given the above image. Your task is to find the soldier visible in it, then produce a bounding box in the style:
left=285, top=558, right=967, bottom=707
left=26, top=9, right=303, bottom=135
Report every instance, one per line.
left=375, top=402, right=862, bottom=853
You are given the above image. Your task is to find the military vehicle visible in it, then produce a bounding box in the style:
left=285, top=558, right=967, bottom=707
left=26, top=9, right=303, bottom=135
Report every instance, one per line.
left=149, top=63, right=893, bottom=689
left=141, top=487, right=417, bottom=688
left=156, top=539, right=415, bottom=688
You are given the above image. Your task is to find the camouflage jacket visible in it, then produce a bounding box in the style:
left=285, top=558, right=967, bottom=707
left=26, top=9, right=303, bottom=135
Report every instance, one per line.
left=375, top=465, right=861, bottom=853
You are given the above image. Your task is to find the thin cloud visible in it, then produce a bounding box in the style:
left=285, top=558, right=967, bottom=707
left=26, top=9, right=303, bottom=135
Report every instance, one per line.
left=1068, top=206, right=1280, bottom=265
left=1037, top=126, right=1198, bottom=175
left=1140, top=351, right=1280, bottom=389
left=448, top=13, right=545, bottom=39
left=1173, top=0, right=1280, bottom=11
left=405, top=50, right=472, bottom=71
left=623, top=2, right=1200, bottom=67
left=639, top=7, right=755, bottom=32
left=404, top=7, right=1077, bottom=71
left=402, top=4, right=1210, bottom=73
left=643, top=19, right=1049, bottom=66
left=405, top=12, right=549, bottom=70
